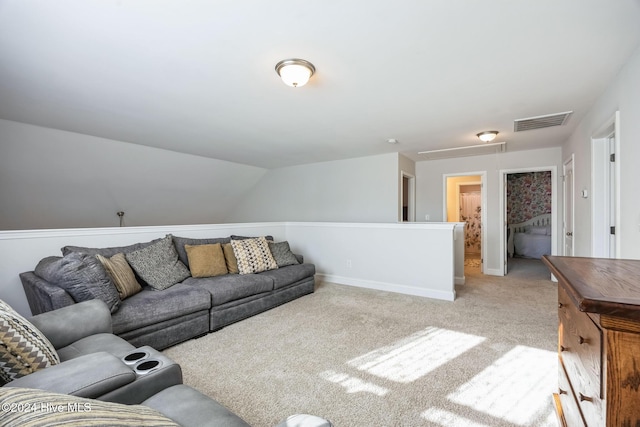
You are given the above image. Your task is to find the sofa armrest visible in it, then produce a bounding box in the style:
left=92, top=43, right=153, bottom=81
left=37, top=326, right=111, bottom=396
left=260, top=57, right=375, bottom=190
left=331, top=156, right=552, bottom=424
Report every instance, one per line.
left=294, top=254, right=304, bottom=264
left=29, top=300, right=113, bottom=350
left=4, top=352, right=136, bottom=398
left=20, top=271, right=75, bottom=315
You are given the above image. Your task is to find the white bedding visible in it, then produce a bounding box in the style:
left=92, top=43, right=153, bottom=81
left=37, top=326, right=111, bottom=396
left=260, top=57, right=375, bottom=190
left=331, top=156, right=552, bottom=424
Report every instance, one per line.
left=513, top=232, right=551, bottom=259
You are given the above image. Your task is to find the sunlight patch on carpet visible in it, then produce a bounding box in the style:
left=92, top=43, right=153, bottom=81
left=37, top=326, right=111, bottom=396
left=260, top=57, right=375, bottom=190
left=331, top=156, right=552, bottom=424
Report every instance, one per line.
left=347, top=327, right=485, bottom=383
left=319, top=370, right=389, bottom=396
left=447, top=345, right=556, bottom=426
left=421, top=408, right=491, bottom=427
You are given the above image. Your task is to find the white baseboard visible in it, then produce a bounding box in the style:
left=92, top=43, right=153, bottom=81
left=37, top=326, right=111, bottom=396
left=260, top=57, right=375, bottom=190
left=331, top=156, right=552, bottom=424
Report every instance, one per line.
left=484, top=268, right=504, bottom=276
left=455, top=276, right=465, bottom=285
left=317, top=274, right=456, bottom=302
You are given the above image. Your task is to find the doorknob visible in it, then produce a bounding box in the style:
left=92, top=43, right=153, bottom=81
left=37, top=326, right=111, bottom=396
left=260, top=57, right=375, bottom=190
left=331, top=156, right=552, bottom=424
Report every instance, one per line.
left=566, top=232, right=573, bottom=237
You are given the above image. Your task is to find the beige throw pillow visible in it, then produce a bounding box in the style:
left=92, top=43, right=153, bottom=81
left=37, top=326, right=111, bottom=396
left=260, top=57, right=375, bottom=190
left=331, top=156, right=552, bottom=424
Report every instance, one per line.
left=96, top=253, right=142, bottom=300
left=230, top=237, right=278, bottom=275
left=222, top=243, right=239, bottom=274
left=185, top=243, right=228, bottom=278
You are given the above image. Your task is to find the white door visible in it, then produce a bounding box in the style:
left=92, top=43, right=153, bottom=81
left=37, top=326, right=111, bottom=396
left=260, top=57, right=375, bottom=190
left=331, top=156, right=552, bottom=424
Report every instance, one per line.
left=563, top=156, right=574, bottom=256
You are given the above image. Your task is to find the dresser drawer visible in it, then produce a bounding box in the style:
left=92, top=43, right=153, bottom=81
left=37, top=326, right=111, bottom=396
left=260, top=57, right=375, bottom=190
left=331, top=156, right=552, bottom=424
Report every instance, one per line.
left=558, top=287, right=602, bottom=391
left=558, top=286, right=605, bottom=426
left=557, top=360, right=586, bottom=427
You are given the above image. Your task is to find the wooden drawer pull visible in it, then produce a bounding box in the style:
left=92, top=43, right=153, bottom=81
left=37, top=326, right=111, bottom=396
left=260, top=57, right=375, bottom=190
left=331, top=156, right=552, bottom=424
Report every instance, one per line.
left=560, top=345, right=568, bottom=352
left=558, top=302, right=564, bottom=308
left=579, top=393, right=593, bottom=402
left=558, top=388, right=567, bottom=395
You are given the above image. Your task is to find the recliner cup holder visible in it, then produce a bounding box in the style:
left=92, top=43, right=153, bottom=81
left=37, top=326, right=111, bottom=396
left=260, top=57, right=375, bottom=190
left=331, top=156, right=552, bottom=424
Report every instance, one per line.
left=122, top=350, right=149, bottom=365
left=134, top=359, right=162, bottom=374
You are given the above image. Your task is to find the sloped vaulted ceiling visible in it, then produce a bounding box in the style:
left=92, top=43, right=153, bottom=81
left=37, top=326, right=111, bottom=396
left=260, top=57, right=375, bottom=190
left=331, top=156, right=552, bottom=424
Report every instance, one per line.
left=0, top=0, right=639, bottom=168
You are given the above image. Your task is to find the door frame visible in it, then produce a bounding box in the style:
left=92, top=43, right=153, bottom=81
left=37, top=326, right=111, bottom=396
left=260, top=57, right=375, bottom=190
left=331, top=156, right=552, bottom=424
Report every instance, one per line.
left=498, top=166, right=558, bottom=276
left=563, top=155, right=575, bottom=256
left=591, top=111, right=621, bottom=258
left=400, top=170, right=416, bottom=222
left=443, top=171, right=487, bottom=272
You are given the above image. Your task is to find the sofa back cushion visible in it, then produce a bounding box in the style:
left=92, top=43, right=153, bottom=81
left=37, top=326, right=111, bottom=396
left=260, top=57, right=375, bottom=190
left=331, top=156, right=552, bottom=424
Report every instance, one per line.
left=171, top=236, right=230, bottom=267
left=0, top=300, right=60, bottom=384
left=61, top=237, right=163, bottom=258
left=34, top=253, right=120, bottom=313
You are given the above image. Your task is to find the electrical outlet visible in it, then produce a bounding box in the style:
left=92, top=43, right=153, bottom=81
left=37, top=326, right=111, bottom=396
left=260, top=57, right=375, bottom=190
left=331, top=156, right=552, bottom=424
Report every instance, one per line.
left=346, top=259, right=352, bottom=268
left=425, top=214, right=430, bottom=221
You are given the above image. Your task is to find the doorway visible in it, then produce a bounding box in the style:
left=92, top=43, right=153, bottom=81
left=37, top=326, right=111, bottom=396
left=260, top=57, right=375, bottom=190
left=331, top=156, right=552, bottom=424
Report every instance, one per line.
left=499, top=167, right=557, bottom=276
left=400, top=171, right=415, bottom=222
left=444, top=173, right=486, bottom=273
left=591, top=111, right=620, bottom=258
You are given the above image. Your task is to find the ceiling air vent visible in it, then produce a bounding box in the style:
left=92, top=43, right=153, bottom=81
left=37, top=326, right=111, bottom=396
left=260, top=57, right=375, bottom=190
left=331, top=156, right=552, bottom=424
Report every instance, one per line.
left=514, top=111, right=572, bottom=132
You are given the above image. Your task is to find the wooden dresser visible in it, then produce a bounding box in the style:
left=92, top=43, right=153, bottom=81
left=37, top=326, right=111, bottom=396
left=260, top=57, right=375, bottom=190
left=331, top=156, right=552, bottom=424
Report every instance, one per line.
left=542, top=256, right=640, bottom=427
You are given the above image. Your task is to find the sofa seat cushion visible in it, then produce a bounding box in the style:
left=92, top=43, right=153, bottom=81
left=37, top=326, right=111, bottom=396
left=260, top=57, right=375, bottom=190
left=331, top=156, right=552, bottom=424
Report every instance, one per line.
left=258, top=263, right=316, bottom=290
left=111, top=284, right=211, bottom=335
left=183, top=274, right=274, bottom=306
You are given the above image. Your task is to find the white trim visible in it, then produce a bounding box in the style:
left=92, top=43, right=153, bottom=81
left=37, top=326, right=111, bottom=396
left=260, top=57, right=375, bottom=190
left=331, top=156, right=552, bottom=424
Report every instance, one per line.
left=0, top=222, right=287, bottom=240
left=484, top=268, right=504, bottom=277
left=285, top=221, right=457, bottom=230
left=317, top=274, right=456, bottom=301
left=562, top=155, right=575, bottom=256
left=454, top=276, right=465, bottom=285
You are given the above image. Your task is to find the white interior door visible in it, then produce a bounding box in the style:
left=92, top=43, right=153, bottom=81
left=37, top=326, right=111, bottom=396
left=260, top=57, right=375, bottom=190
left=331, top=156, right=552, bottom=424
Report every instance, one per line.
left=608, top=136, right=617, bottom=257
left=563, top=156, right=574, bottom=256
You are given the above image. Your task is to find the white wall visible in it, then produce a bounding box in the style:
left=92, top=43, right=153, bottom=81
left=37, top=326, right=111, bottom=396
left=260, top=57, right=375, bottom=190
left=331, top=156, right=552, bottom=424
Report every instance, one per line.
left=0, top=222, right=458, bottom=316
left=0, top=119, right=267, bottom=230
left=415, top=147, right=563, bottom=274
left=228, top=153, right=399, bottom=223
left=563, top=44, right=640, bottom=259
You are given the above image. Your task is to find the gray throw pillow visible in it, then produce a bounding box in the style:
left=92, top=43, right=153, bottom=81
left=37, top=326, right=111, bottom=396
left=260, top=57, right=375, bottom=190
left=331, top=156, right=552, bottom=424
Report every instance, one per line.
left=125, top=235, right=191, bottom=290
left=34, top=253, right=120, bottom=313
left=268, top=241, right=300, bottom=267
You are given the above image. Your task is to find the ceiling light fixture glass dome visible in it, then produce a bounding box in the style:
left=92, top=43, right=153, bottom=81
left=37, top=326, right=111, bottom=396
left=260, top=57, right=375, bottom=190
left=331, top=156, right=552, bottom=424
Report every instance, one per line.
left=476, top=131, right=499, bottom=143
left=275, top=58, right=315, bottom=87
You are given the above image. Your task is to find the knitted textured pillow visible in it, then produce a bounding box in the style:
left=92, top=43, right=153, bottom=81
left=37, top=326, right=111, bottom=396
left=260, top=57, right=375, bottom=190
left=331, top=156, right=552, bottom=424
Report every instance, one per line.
left=0, top=301, right=60, bottom=384
left=230, top=237, right=278, bottom=275
left=125, top=235, right=191, bottom=290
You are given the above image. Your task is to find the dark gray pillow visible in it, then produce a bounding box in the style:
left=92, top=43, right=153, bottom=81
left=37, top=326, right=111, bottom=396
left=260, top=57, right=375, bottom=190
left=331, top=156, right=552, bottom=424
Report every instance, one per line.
left=125, top=235, right=191, bottom=290
left=268, top=241, right=300, bottom=267
left=34, top=253, right=120, bottom=313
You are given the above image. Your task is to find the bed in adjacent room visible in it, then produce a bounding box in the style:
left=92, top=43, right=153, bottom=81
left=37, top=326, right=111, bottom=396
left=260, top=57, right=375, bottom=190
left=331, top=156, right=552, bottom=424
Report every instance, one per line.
left=507, top=213, right=552, bottom=259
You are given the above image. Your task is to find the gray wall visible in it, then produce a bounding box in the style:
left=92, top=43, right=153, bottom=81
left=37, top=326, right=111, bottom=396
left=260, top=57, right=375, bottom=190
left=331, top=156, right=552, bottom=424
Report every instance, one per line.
left=415, top=147, right=563, bottom=273
left=0, top=119, right=266, bottom=229
left=227, top=153, right=400, bottom=223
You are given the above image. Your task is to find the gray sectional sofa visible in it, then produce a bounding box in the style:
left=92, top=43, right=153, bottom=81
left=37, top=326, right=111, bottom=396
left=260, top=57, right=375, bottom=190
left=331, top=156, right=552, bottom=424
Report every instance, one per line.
left=19, top=234, right=315, bottom=350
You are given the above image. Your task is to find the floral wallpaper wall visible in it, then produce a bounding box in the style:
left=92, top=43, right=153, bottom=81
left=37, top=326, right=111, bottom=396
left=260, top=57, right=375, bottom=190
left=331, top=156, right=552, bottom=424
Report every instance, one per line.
left=507, top=171, right=552, bottom=224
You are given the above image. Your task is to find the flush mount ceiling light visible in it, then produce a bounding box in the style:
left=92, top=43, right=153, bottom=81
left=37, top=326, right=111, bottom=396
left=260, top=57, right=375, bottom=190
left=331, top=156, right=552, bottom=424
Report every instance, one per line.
left=476, top=131, right=499, bottom=143
left=275, top=58, right=315, bottom=87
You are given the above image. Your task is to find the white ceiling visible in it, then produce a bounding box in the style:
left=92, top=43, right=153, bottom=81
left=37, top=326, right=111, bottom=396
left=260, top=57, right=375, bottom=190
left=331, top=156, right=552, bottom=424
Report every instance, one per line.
left=1, top=0, right=639, bottom=169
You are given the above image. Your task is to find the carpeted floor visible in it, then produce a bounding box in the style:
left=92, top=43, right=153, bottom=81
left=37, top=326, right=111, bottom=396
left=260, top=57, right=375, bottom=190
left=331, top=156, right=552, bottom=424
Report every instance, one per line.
left=164, top=266, right=558, bottom=427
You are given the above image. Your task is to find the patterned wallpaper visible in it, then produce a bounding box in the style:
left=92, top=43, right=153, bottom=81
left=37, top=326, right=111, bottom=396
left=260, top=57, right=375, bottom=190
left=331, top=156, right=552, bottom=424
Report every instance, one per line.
left=507, top=171, right=552, bottom=224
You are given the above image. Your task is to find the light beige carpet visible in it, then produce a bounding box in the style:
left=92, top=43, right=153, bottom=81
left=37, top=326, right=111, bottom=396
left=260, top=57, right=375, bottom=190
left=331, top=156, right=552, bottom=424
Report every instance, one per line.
left=164, top=268, right=558, bottom=427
